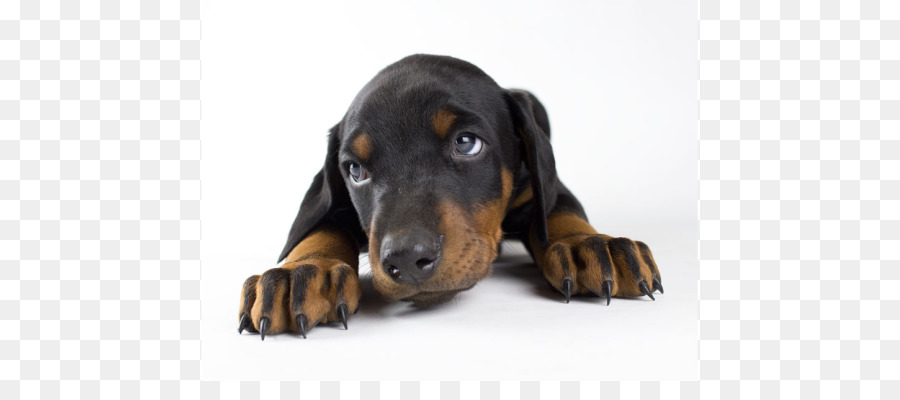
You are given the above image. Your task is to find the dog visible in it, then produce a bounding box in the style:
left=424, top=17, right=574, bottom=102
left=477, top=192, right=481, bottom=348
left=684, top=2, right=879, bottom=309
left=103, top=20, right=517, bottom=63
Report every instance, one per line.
left=237, top=54, right=663, bottom=339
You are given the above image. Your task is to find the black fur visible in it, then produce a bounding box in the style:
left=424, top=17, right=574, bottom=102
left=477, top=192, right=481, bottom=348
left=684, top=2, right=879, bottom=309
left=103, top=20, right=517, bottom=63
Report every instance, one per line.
left=290, top=265, right=317, bottom=311
left=552, top=243, right=572, bottom=277
left=505, top=89, right=558, bottom=247
left=333, top=265, right=352, bottom=301
left=584, top=235, right=615, bottom=283
left=240, top=275, right=259, bottom=312
left=636, top=242, right=656, bottom=275
left=259, top=268, right=291, bottom=315
left=608, top=238, right=644, bottom=284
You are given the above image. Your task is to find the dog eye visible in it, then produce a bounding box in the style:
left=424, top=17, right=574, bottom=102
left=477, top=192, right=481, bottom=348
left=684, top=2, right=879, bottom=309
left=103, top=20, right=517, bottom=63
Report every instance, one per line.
left=454, top=134, right=483, bottom=156
left=348, top=162, right=370, bottom=183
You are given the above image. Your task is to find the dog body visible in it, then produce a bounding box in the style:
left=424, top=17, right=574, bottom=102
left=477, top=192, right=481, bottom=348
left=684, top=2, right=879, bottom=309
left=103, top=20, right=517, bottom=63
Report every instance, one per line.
left=237, top=55, right=662, bottom=339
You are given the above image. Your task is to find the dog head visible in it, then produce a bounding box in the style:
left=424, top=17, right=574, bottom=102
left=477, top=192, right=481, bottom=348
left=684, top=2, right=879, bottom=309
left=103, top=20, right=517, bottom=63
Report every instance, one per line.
left=278, top=54, right=558, bottom=306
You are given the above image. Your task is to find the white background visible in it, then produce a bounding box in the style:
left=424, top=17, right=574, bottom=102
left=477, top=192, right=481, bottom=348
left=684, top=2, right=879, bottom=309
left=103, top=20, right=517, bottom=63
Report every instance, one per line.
left=202, top=0, right=696, bottom=381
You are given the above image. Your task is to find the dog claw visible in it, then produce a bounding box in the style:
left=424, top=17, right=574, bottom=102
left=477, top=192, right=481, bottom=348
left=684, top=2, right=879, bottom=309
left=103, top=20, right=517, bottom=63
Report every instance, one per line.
left=337, top=304, right=349, bottom=330
left=295, top=314, right=308, bottom=339
left=653, top=278, right=664, bottom=294
left=602, top=281, right=612, bottom=306
left=638, top=281, right=655, bottom=300
left=238, top=314, right=250, bottom=334
left=562, top=279, right=573, bottom=303
left=259, top=317, right=269, bottom=341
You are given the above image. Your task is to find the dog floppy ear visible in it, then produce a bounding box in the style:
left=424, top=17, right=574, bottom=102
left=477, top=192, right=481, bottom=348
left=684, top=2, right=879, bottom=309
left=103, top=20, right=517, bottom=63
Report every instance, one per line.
left=277, top=124, right=362, bottom=263
left=506, top=89, right=558, bottom=249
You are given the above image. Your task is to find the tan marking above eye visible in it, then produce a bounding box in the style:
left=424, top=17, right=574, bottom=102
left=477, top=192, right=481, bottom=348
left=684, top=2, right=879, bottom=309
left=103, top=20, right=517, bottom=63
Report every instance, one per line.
left=432, top=109, right=457, bottom=138
left=352, top=134, right=372, bottom=160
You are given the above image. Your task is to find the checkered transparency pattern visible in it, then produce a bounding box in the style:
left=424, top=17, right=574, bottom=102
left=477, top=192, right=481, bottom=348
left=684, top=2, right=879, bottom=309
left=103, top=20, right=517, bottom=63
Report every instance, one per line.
left=10, top=0, right=898, bottom=399
left=197, top=381, right=699, bottom=400
left=0, top=1, right=201, bottom=399
left=699, top=0, right=899, bottom=398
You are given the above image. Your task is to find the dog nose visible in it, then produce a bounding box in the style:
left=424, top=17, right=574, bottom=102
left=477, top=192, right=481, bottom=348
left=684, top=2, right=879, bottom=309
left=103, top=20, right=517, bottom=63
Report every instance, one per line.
left=380, top=230, right=442, bottom=284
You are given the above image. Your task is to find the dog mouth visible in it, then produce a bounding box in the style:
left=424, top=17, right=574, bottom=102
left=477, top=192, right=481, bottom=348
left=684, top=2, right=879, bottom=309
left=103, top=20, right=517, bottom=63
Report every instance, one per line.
left=401, top=289, right=466, bottom=307
left=394, top=261, right=493, bottom=307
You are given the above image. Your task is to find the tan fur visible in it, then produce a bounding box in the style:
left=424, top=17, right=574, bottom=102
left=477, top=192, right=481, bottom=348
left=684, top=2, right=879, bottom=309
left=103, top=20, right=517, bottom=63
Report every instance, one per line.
left=609, top=239, right=654, bottom=297
left=529, top=211, right=598, bottom=271
left=473, top=169, right=513, bottom=249
left=530, top=213, right=604, bottom=296
left=574, top=243, right=610, bottom=294
left=609, top=242, right=638, bottom=296
left=432, top=109, right=457, bottom=138
left=352, top=133, right=372, bottom=160
left=436, top=201, right=496, bottom=286
left=637, top=241, right=661, bottom=278
left=238, top=275, right=258, bottom=319
left=250, top=276, right=290, bottom=332
left=509, top=186, right=533, bottom=209
left=545, top=212, right=599, bottom=242
left=283, top=228, right=359, bottom=268
left=290, top=265, right=333, bottom=328
left=330, top=265, right=361, bottom=312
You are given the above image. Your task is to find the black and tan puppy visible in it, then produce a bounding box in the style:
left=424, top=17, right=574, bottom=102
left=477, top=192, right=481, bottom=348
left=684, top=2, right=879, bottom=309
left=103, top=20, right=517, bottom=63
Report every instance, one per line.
left=237, top=54, right=663, bottom=339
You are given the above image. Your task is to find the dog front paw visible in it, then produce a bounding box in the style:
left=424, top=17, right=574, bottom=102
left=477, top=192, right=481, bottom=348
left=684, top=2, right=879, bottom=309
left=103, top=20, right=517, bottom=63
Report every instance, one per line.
left=237, top=258, right=361, bottom=339
left=540, top=234, right=663, bottom=304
